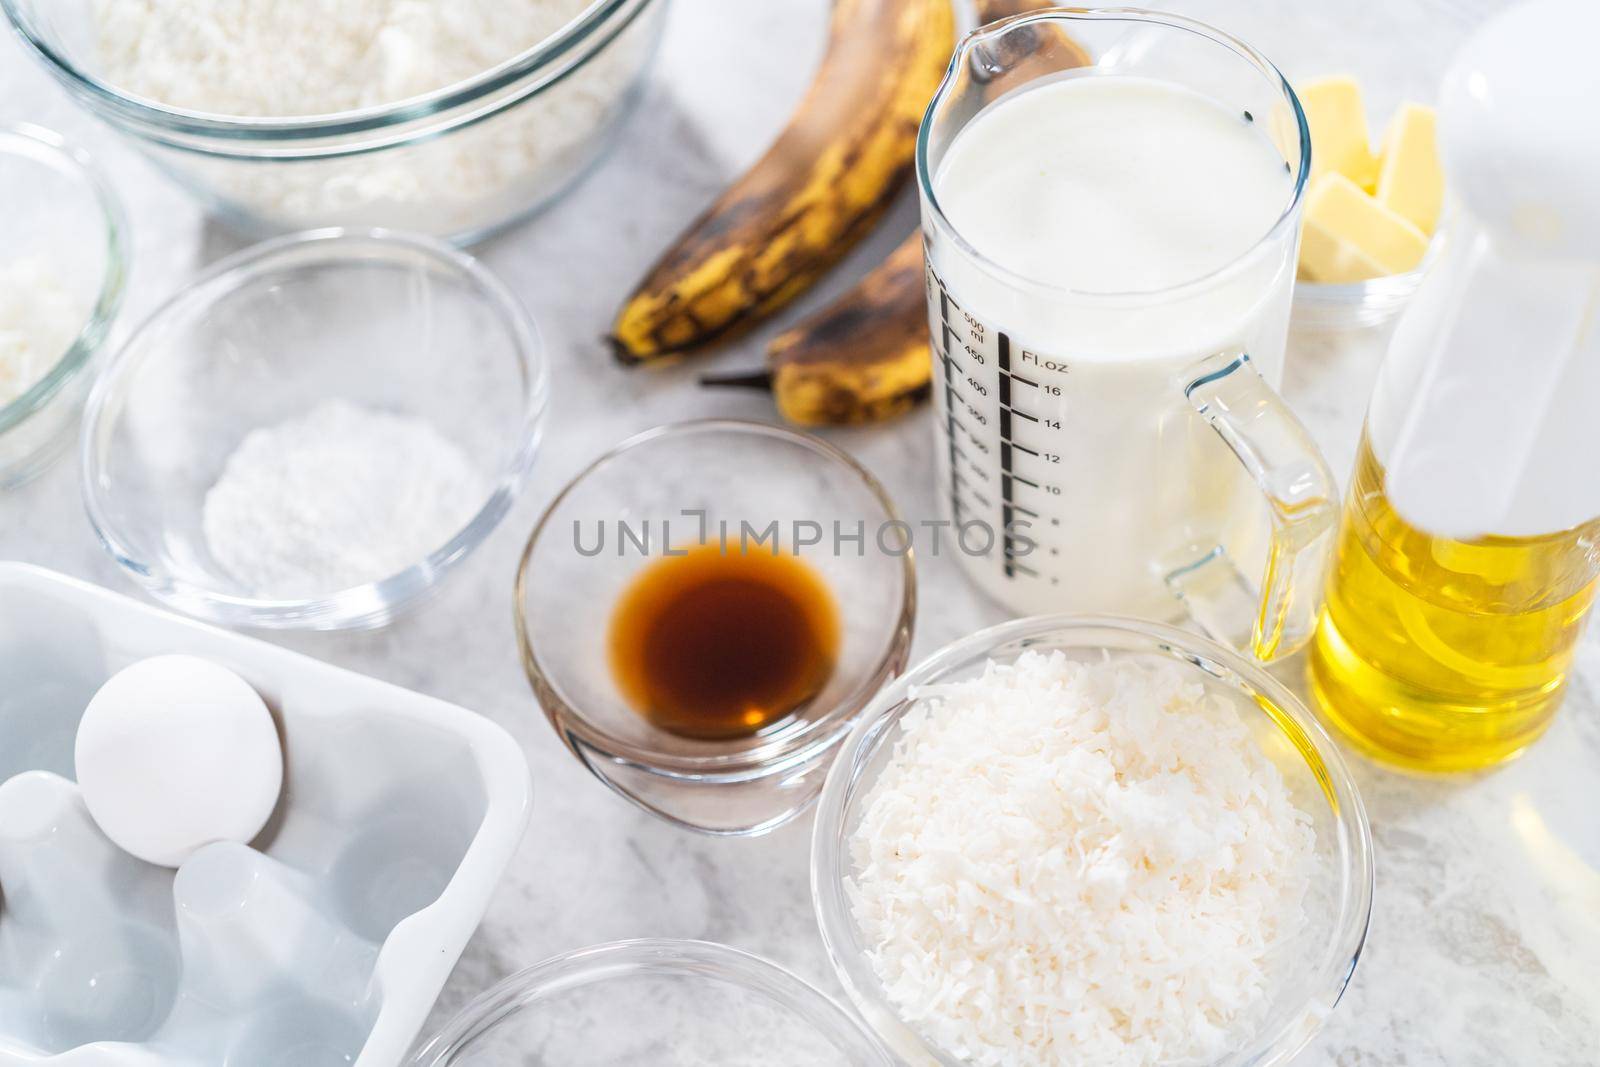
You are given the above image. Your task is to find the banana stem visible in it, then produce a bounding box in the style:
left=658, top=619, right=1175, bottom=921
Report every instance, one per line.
left=698, top=369, right=776, bottom=392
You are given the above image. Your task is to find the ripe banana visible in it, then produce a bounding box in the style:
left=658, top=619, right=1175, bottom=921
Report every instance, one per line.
left=733, top=3, right=1091, bottom=426
left=610, top=0, right=955, bottom=363
left=764, top=234, right=929, bottom=425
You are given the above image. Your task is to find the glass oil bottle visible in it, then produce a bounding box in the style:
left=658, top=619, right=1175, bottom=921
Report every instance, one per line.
left=1307, top=0, right=1600, bottom=771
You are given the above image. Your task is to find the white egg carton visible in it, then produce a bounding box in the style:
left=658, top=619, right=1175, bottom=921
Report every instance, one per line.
left=0, top=564, right=532, bottom=1066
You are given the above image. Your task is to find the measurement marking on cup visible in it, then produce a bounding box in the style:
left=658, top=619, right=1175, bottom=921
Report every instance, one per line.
left=998, top=334, right=1019, bottom=578
left=939, top=287, right=963, bottom=519
left=932, top=265, right=1059, bottom=582
left=954, top=464, right=989, bottom=487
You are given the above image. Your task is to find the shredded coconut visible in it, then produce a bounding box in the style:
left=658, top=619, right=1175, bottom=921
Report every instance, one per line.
left=92, top=0, right=656, bottom=235
left=202, top=401, right=489, bottom=596
left=0, top=259, right=84, bottom=409
left=847, top=651, right=1316, bottom=1067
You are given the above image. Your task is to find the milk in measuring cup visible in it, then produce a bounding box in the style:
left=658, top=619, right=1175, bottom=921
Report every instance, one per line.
left=926, top=73, right=1299, bottom=618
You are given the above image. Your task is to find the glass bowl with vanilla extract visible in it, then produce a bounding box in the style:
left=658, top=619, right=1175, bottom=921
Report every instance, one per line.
left=514, top=420, right=916, bottom=836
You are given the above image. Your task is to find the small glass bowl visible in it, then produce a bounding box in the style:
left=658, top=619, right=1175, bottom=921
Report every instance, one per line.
left=411, top=939, right=892, bottom=1065
left=0, top=124, right=126, bottom=488
left=514, top=420, right=916, bottom=836
left=1131, top=0, right=1488, bottom=331
left=1294, top=241, right=1439, bottom=331
left=2, top=0, right=666, bottom=243
left=81, top=229, right=546, bottom=630
left=812, top=615, right=1374, bottom=1066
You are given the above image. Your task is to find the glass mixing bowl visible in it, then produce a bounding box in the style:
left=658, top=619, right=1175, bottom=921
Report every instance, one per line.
left=0, top=124, right=126, bottom=488
left=812, top=615, right=1374, bottom=1067
left=515, top=420, right=916, bottom=836
left=1, top=0, right=666, bottom=243
left=81, top=229, right=547, bottom=630
left=411, top=939, right=891, bottom=1066
left=1133, top=0, right=1494, bottom=329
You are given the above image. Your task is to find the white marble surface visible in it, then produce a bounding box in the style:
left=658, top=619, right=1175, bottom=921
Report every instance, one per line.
left=3, top=1, right=1598, bottom=1064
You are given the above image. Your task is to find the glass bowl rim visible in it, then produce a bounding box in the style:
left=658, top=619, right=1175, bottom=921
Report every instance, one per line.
left=1293, top=226, right=1441, bottom=314
left=810, top=613, right=1376, bottom=1067
left=0, top=122, right=127, bottom=436
left=78, top=226, right=548, bottom=626
left=0, top=0, right=660, bottom=144
left=514, top=417, right=918, bottom=781
left=410, top=937, right=894, bottom=1066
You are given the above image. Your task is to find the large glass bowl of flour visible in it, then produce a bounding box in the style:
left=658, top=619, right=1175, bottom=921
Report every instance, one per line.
left=80, top=229, right=547, bottom=630
left=1, top=0, right=666, bottom=243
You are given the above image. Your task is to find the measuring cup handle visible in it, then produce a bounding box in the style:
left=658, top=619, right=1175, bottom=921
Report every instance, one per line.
left=1172, top=351, right=1339, bottom=662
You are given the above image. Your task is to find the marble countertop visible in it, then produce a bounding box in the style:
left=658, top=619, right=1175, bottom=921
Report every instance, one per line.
left=3, top=2, right=1597, bottom=1064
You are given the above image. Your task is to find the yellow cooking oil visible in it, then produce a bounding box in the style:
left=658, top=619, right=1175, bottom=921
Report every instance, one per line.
left=1308, top=431, right=1600, bottom=772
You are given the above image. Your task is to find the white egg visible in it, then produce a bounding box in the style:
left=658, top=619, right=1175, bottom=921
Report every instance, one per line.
left=74, top=655, right=284, bottom=868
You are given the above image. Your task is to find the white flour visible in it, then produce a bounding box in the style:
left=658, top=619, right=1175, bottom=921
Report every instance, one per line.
left=92, top=0, right=652, bottom=236
left=93, top=0, right=592, bottom=117
left=202, top=402, right=489, bottom=596
left=0, top=259, right=83, bottom=409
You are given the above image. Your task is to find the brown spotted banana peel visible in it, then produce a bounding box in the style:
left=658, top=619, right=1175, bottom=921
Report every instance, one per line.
left=763, top=234, right=930, bottom=425
left=609, top=0, right=956, bottom=363
left=751, top=4, right=1091, bottom=425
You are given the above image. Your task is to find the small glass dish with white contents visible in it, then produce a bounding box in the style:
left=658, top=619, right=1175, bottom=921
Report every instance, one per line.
left=812, top=615, right=1374, bottom=1067
left=0, top=124, right=126, bottom=488
left=81, top=228, right=547, bottom=629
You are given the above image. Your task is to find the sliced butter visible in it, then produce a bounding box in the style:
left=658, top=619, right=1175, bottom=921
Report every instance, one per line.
left=1299, top=75, right=1379, bottom=189
left=1377, top=102, right=1444, bottom=235
left=1300, top=173, right=1429, bottom=283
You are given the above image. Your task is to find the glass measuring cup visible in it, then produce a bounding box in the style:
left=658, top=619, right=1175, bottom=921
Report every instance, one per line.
left=918, top=9, right=1336, bottom=662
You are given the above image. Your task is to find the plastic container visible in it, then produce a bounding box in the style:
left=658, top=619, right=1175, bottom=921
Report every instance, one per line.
left=412, top=939, right=892, bottom=1066
left=812, top=615, right=1374, bottom=1066
left=1, top=0, right=667, bottom=244
left=80, top=229, right=546, bottom=631
left=0, top=563, right=532, bottom=1067
left=0, top=124, right=125, bottom=488
left=515, top=420, right=916, bottom=836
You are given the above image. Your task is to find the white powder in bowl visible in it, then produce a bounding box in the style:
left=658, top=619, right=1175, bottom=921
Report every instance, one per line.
left=93, top=0, right=593, bottom=117
left=92, top=0, right=656, bottom=236
left=847, top=651, right=1316, bottom=1067
left=202, top=401, right=489, bottom=596
left=0, top=258, right=85, bottom=409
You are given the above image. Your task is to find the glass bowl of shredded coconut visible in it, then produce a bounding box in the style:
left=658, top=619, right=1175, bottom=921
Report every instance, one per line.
left=2, top=0, right=666, bottom=243
left=811, top=616, right=1374, bottom=1067
left=81, top=228, right=547, bottom=629
left=0, top=124, right=126, bottom=488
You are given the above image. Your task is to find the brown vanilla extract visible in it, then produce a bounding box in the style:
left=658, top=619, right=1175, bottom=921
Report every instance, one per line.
left=608, top=543, right=840, bottom=740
